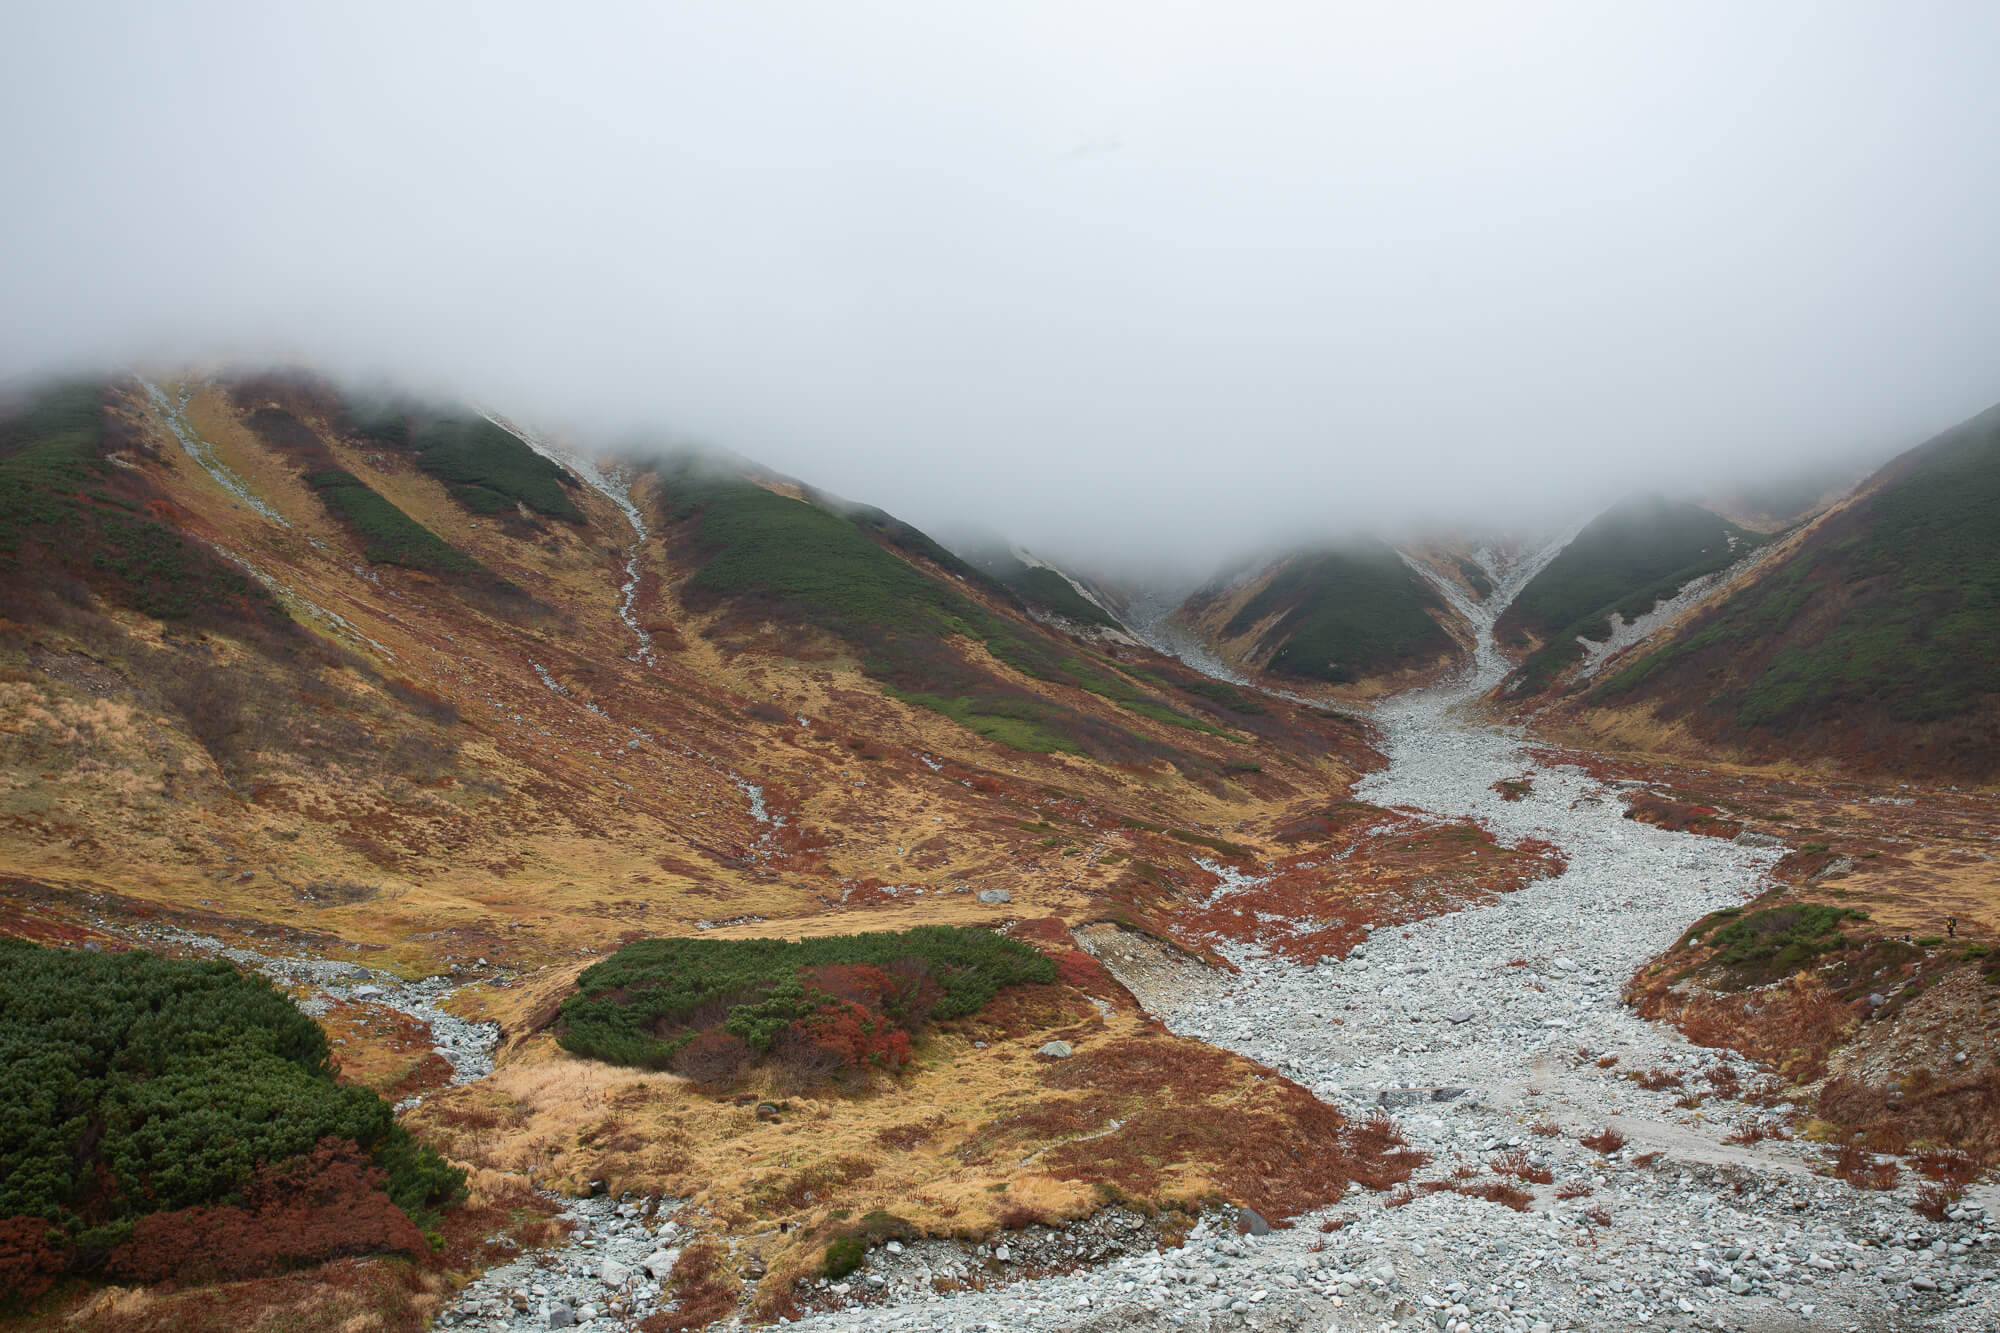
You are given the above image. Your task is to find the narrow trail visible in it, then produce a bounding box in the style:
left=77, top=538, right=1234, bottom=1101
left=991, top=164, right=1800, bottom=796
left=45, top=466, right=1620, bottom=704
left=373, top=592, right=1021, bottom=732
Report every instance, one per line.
left=768, top=546, right=1998, bottom=1333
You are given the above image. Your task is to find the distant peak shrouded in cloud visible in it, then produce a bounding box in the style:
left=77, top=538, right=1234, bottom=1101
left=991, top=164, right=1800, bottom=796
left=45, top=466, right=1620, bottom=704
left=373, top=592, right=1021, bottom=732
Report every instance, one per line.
left=4, top=1, right=2000, bottom=573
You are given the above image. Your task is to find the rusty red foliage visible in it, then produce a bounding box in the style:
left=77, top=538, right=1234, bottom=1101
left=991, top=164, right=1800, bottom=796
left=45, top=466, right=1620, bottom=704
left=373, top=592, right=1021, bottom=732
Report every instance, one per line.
left=0, top=1216, right=70, bottom=1307
left=103, top=1138, right=424, bottom=1285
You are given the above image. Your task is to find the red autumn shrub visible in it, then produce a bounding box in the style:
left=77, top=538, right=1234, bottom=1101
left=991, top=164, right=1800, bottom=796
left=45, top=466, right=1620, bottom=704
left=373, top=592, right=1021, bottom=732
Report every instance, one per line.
left=0, top=1216, right=71, bottom=1307
left=793, top=999, right=913, bottom=1072
left=671, top=1030, right=755, bottom=1089
left=104, top=1138, right=423, bottom=1285
left=1055, top=949, right=1114, bottom=992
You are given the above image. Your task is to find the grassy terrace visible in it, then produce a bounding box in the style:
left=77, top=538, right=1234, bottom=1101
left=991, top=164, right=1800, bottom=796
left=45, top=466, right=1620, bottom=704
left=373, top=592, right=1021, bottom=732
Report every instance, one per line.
left=664, top=464, right=1230, bottom=755
left=348, top=401, right=583, bottom=522
left=1501, top=496, right=1756, bottom=694
left=1598, top=406, right=2000, bottom=734
left=1222, top=541, right=1450, bottom=684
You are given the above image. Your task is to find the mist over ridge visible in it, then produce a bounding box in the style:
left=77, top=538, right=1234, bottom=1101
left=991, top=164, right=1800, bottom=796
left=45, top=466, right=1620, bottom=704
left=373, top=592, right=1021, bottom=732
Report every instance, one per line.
left=5, top=1, right=2000, bottom=578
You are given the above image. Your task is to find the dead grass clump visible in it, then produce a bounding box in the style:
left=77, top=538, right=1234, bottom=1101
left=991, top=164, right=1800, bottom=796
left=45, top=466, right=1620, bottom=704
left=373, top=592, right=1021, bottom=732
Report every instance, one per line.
left=1596, top=1055, right=1619, bottom=1069
left=755, top=1157, right=877, bottom=1214
left=1912, top=1149, right=1979, bottom=1187
left=1530, top=1119, right=1561, bottom=1138
left=1724, top=1121, right=1790, bottom=1146
left=640, top=1240, right=736, bottom=1333
left=1458, top=1180, right=1533, bottom=1211
left=1489, top=1150, right=1553, bottom=1185
left=1818, top=1070, right=2000, bottom=1168
left=1704, top=1063, right=1742, bottom=1098
left=1631, top=1068, right=1683, bottom=1092
left=1630, top=1151, right=1663, bottom=1168
left=1912, top=1183, right=1962, bottom=1222
left=1554, top=1180, right=1593, bottom=1200
left=1385, top=1184, right=1417, bottom=1208
left=874, top=1116, right=949, bottom=1152
left=1675, top=1092, right=1705, bottom=1110
left=1640, top=971, right=1856, bottom=1084
left=1579, top=1127, right=1626, bottom=1154
left=957, top=984, right=1095, bottom=1042
left=1040, top=1037, right=1234, bottom=1097
left=1583, top=1206, right=1612, bottom=1228
left=1828, top=1143, right=1901, bottom=1191
left=1452, top=1163, right=1483, bottom=1180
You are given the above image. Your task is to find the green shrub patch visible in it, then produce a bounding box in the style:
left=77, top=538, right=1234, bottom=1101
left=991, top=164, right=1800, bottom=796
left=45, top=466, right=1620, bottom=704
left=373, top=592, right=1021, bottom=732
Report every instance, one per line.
left=0, top=938, right=463, bottom=1292
left=0, top=384, right=287, bottom=630
left=347, top=402, right=583, bottom=522
left=556, top=928, right=1055, bottom=1083
left=302, top=468, right=486, bottom=573
left=1703, top=904, right=1870, bottom=983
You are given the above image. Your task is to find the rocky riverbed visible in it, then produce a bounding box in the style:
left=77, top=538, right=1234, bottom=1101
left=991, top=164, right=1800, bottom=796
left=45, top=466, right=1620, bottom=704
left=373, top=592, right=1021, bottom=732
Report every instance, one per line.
left=755, top=556, right=2000, bottom=1333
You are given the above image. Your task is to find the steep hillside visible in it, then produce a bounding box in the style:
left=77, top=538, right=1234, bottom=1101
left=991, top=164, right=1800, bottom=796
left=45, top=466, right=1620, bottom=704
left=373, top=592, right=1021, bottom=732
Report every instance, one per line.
left=961, top=545, right=1124, bottom=632
left=1575, top=404, right=2000, bottom=778
left=1494, top=496, right=1758, bottom=696
left=5, top=369, right=1534, bottom=1325
left=1174, top=541, right=1461, bottom=692
left=1, top=372, right=1380, bottom=972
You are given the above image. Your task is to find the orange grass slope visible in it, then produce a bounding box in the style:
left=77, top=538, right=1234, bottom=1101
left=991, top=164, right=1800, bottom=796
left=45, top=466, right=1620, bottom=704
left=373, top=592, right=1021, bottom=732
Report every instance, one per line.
left=1, top=370, right=1384, bottom=976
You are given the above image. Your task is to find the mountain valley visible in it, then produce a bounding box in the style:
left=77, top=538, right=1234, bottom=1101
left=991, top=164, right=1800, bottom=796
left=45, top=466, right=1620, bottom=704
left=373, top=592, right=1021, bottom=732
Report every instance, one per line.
left=2, top=371, right=1997, bottom=1333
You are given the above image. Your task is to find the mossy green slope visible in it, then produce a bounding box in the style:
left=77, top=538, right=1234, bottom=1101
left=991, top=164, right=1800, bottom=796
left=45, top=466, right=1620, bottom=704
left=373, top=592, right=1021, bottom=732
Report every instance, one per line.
left=1499, top=496, right=1756, bottom=694
left=347, top=401, right=583, bottom=522
left=0, top=383, right=288, bottom=630
left=1221, top=541, right=1452, bottom=685
left=963, top=548, right=1120, bottom=629
left=659, top=463, right=1238, bottom=757
left=1590, top=404, right=2000, bottom=776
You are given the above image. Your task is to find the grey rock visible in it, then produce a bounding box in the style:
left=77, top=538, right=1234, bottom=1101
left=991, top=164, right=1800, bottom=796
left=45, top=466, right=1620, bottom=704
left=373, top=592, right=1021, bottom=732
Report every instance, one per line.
left=1448, top=1008, right=1478, bottom=1024
left=547, top=1305, right=575, bottom=1329
left=977, top=888, right=1012, bottom=904
left=1236, top=1207, right=1271, bottom=1236
left=1038, top=1040, right=1074, bottom=1058
left=1732, top=831, right=1784, bottom=848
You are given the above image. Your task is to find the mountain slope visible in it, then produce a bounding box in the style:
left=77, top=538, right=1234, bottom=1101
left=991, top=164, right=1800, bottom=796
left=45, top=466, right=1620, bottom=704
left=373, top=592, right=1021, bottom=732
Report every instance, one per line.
left=960, top=546, right=1124, bottom=631
left=1495, top=496, right=1757, bottom=695
left=1577, top=404, right=2000, bottom=777
left=0, top=371, right=1381, bottom=977
left=1174, top=541, right=1460, bottom=690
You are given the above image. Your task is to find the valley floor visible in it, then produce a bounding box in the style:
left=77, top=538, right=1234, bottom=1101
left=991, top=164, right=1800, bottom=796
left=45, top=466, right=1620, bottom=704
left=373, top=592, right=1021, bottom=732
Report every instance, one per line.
left=724, top=570, right=2000, bottom=1333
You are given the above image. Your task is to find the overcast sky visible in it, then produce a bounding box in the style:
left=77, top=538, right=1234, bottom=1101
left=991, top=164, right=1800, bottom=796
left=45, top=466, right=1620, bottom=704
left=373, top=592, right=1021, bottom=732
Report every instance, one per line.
left=4, top=2, right=1998, bottom=577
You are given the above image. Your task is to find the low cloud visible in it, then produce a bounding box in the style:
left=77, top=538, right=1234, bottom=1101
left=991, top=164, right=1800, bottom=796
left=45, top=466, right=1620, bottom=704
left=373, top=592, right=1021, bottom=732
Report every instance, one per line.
left=5, top=1, right=1998, bottom=579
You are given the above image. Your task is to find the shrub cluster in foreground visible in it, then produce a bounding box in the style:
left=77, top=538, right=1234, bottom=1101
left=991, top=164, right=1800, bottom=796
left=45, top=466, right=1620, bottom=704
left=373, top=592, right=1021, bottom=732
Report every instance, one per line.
left=556, top=927, right=1055, bottom=1084
left=0, top=938, right=463, bottom=1303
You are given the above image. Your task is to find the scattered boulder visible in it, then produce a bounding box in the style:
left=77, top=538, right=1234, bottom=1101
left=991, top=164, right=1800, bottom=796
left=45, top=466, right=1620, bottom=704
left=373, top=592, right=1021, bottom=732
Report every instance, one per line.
left=1037, top=1040, right=1074, bottom=1058
left=1732, top=830, right=1784, bottom=848
left=977, top=888, right=1012, bottom=904
left=1236, top=1207, right=1272, bottom=1236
